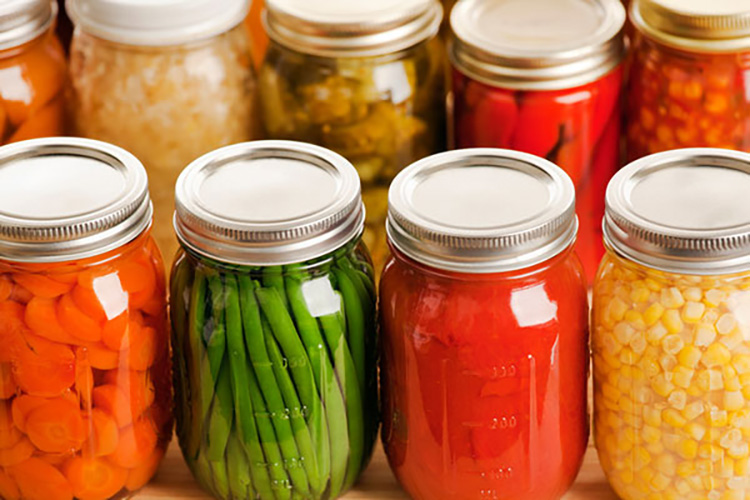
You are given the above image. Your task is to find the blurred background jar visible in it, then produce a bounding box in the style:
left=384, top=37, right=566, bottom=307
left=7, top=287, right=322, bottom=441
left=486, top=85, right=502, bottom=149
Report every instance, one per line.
left=627, top=0, right=750, bottom=161
left=593, top=149, right=750, bottom=499
left=171, top=141, right=378, bottom=500
left=449, top=0, right=626, bottom=283
left=0, top=0, right=66, bottom=144
left=66, top=0, right=260, bottom=259
left=244, top=0, right=267, bottom=67
left=381, top=150, right=589, bottom=500
left=0, top=138, right=171, bottom=500
left=258, top=0, right=446, bottom=274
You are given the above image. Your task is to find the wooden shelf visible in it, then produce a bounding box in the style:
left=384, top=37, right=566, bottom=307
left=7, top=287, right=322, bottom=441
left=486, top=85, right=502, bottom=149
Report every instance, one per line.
left=137, top=440, right=618, bottom=499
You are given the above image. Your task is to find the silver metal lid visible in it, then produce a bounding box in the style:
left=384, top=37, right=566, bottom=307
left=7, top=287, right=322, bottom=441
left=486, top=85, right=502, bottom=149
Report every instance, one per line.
left=604, top=149, right=750, bottom=275
left=0, top=0, right=55, bottom=51
left=450, top=0, right=626, bottom=90
left=387, top=149, right=577, bottom=274
left=174, top=140, right=365, bottom=266
left=0, top=138, right=152, bottom=263
left=264, top=0, right=442, bottom=58
left=66, top=0, right=249, bottom=47
left=632, top=0, right=750, bottom=53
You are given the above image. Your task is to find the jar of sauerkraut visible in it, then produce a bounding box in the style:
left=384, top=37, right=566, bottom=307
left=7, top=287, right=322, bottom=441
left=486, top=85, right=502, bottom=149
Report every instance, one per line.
left=593, top=149, right=750, bottom=499
left=66, top=0, right=259, bottom=258
left=259, top=0, right=446, bottom=274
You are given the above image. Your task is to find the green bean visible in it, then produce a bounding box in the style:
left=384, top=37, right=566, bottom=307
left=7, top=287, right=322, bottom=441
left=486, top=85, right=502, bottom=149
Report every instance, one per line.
left=332, top=269, right=366, bottom=397
left=224, top=274, right=277, bottom=500
left=248, top=359, right=293, bottom=500
left=318, top=293, right=364, bottom=491
left=207, top=274, right=229, bottom=383
left=210, top=457, right=230, bottom=500
left=170, top=258, right=192, bottom=445
left=263, top=325, right=323, bottom=495
left=193, top=448, right=216, bottom=496
left=186, top=270, right=212, bottom=460
left=226, top=432, right=255, bottom=500
left=284, top=271, right=348, bottom=497
left=207, top=361, right=233, bottom=461
left=262, top=266, right=289, bottom=311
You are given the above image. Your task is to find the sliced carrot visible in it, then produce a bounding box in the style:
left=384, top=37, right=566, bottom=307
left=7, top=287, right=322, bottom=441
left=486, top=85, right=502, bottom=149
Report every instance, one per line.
left=11, top=273, right=72, bottom=299
left=117, top=259, right=156, bottom=309
left=0, top=469, right=20, bottom=500
left=139, top=295, right=166, bottom=318
left=126, top=326, right=156, bottom=371
left=75, top=357, right=94, bottom=410
left=91, top=384, right=132, bottom=428
left=84, top=408, right=119, bottom=457
left=8, top=457, right=73, bottom=500
left=0, top=301, right=24, bottom=338
left=24, top=297, right=83, bottom=345
left=0, top=437, right=34, bottom=466
left=0, top=363, right=17, bottom=399
left=25, top=397, right=87, bottom=453
left=0, top=401, right=20, bottom=449
left=12, top=335, right=75, bottom=397
left=7, top=95, right=65, bottom=144
left=57, top=293, right=102, bottom=343
left=63, top=456, right=127, bottom=500
left=85, top=344, right=120, bottom=371
left=103, top=370, right=155, bottom=419
left=71, top=285, right=107, bottom=323
left=101, top=313, right=140, bottom=352
left=11, top=395, right=45, bottom=432
left=37, top=452, right=75, bottom=466
left=109, top=419, right=157, bottom=469
left=124, top=446, right=165, bottom=491
left=8, top=284, right=32, bottom=304
left=0, top=275, right=12, bottom=302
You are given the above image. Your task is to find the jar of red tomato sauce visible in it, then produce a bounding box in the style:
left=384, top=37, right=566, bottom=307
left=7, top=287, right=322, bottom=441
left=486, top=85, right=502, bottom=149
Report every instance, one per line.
left=627, top=0, right=750, bottom=161
left=380, top=149, right=590, bottom=500
left=449, top=0, right=626, bottom=281
left=0, top=138, right=171, bottom=500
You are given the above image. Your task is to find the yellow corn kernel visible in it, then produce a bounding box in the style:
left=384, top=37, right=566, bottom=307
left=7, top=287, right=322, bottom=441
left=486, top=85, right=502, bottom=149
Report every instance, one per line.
left=687, top=384, right=704, bottom=397
left=720, top=457, right=735, bottom=478
left=694, top=323, right=718, bottom=347
left=735, top=456, right=750, bottom=475
left=653, top=374, right=676, bottom=398
left=678, top=345, right=702, bottom=368
left=706, top=427, right=723, bottom=442
left=620, top=348, right=638, bottom=365
left=644, top=302, right=665, bottom=326
left=676, top=461, right=695, bottom=477
left=650, top=472, right=670, bottom=491
left=615, top=322, right=636, bottom=345
left=702, top=343, right=732, bottom=368
left=662, top=287, right=686, bottom=308
left=683, top=286, right=702, bottom=301
left=728, top=442, right=750, bottom=459
left=725, top=391, right=745, bottom=412
left=734, top=354, right=750, bottom=375
left=631, top=333, right=647, bottom=355
left=663, top=310, right=685, bottom=335
left=654, top=454, right=676, bottom=476
left=683, top=400, right=705, bottom=421
left=647, top=323, right=669, bottom=344
left=682, top=301, right=706, bottom=323
left=640, top=356, right=661, bottom=378
left=625, top=310, right=647, bottom=330
left=703, top=476, right=718, bottom=493
left=663, top=432, right=682, bottom=451
left=637, top=466, right=654, bottom=485
left=601, top=382, right=621, bottom=402
left=669, top=390, right=687, bottom=410
left=717, top=313, right=738, bottom=335
left=678, top=438, right=699, bottom=459
left=619, top=397, right=635, bottom=413
left=720, top=428, right=743, bottom=449
left=644, top=406, right=663, bottom=427
left=685, top=474, right=703, bottom=492
left=631, top=286, right=651, bottom=303
left=730, top=409, right=750, bottom=432
left=646, top=440, right=665, bottom=455
left=705, top=289, right=726, bottom=307
left=675, top=479, right=691, bottom=495
left=726, top=372, right=743, bottom=392
left=634, top=386, right=653, bottom=404
left=697, top=369, right=724, bottom=392
left=634, top=447, right=652, bottom=470
left=720, top=331, right=744, bottom=351
left=672, top=366, right=694, bottom=389
left=721, top=490, right=745, bottom=500
left=699, top=443, right=724, bottom=461
left=617, top=435, right=634, bottom=453
left=661, top=354, right=678, bottom=372
left=608, top=297, right=629, bottom=323
left=664, top=408, right=687, bottom=428
left=619, top=468, right=634, bottom=484
left=696, top=458, right=714, bottom=474
left=704, top=308, right=720, bottom=325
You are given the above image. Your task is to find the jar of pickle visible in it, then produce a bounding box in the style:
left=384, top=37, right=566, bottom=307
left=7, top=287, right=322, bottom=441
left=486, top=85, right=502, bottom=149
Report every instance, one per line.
left=627, top=0, right=750, bottom=161
left=0, top=0, right=66, bottom=144
left=593, top=149, right=750, bottom=499
left=171, top=141, right=378, bottom=500
left=0, top=138, right=171, bottom=500
left=450, top=0, right=626, bottom=282
left=258, top=0, right=446, bottom=273
left=380, top=150, right=590, bottom=500
left=67, top=0, right=260, bottom=258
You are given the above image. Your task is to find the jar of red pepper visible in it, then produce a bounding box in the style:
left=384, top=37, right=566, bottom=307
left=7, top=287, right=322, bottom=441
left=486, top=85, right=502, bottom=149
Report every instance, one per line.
left=449, top=0, right=626, bottom=281
left=627, top=0, right=750, bottom=161
left=380, top=149, right=590, bottom=500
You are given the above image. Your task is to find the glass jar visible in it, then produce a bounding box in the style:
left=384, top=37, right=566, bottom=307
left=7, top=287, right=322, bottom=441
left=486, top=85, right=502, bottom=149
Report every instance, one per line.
left=626, top=0, right=750, bottom=161
left=380, top=150, right=589, bottom=500
left=171, top=141, right=378, bottom=500
left=593, top=149, right=750, bottom=499
left=67, top=0, right=260, bottom=258
left=258, top=0, right=446, bottom=274
left=450, top=0, right=626, bottom=282
left=0, top=138, right=171, bottom=500
left=0, top=1, right=66, bottom=144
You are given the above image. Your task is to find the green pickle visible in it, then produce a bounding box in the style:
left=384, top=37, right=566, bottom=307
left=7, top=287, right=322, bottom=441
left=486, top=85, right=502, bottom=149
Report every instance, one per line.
left=259, top=41, right=446, bottom=270
left=170, top=241, right=379, bottom=500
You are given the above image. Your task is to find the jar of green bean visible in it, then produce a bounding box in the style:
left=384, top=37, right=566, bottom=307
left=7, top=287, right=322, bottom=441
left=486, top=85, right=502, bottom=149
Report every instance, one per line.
left=170, top=141, right=378, bottom=500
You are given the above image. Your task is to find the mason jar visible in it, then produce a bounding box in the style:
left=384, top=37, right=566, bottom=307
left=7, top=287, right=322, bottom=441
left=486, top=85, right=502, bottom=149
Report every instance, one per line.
left=627, top=0, right=750, bottom=161
left=0, top=138, right=171, bottom=500
left=66, top=0, right=260, bottom=258
left=258, top=0, right=446, bottom=273
left=0, top=0, right=66, bottom=144
left=171, top=140, right=378, bottom=500
left=593, top=149, right=750, bottom=499
left=380, top=149, right=590, bottom=500
left=450, top=0, right=626, bottom=282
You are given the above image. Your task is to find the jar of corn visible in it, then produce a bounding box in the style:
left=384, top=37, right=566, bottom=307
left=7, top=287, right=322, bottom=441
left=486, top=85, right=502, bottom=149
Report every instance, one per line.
left=593, top=148, right=750, bottom=499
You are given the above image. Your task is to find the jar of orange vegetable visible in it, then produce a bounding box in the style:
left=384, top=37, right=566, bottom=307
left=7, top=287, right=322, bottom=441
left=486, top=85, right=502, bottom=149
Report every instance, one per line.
left=627, top=0, right=750, bottom=161
left=449, top=0, right=626, bottom=282
left=593, top=149, right=750, bottom=499
left=381, top=149, right=590, bottom=500
left=0, top=138, right=171, bottom=500
left=0, top=0, right=67, bottom=145
left=67, top=0, right=259, bottom=258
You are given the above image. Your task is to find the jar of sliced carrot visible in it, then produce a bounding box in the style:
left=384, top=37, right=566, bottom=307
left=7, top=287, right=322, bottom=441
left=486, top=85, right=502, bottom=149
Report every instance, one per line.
left=0, top=138, right=171, bottom=500
left=172, top=141, right=378, bottom=500
left=0, top=1, right=67, bottom=145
